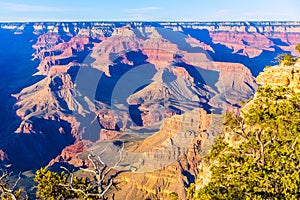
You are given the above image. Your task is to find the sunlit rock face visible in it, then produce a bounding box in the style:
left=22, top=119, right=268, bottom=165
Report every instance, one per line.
left=0, top=21, right=299, bottom=198
left=256, top=60, right=300, bottom=93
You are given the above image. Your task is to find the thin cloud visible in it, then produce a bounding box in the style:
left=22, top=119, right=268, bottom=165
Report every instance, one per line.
left=1, top=2, right=66, bottom=12
left=216, top=9, right=231, bottom=15
left=125, top=7, right=161, bottom=13
left=0, top=2, right=86, bottom=12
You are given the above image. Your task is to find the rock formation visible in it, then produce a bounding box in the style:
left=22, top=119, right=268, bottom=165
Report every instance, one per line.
left=256, top=60, right=300, bottom=92
left=0, top=21, right=299, bottom=198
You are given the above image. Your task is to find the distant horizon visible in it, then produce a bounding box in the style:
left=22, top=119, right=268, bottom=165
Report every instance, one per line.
left=0, top=0, right=299, bottom=22
left=1, top=20, right=300, bottom=23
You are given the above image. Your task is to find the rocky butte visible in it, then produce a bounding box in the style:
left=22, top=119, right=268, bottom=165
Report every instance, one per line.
left=0, top=21, right=299, bottom=199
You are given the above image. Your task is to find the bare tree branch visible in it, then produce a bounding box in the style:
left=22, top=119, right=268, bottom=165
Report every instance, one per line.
left=59, top=141, right=128, bottom=199
left=0, top=169, right=22, bottom=200
left=102, top=142, right=124, bottom=179
left=292, top=136, right=299, bottom=150
left=11, top=172, right=21, bottom=191
left=255, top=130, right=265, bottom=167
left=264, top=135, right=276, bottom=148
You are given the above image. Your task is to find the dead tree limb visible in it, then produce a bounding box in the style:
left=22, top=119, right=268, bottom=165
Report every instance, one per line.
left=0, top=169, right=22, bottom=200
left=61, top=141, right=129, bottom=199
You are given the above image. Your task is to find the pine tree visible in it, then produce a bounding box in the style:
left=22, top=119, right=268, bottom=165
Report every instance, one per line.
left=191, top=86, right=300, bottom=200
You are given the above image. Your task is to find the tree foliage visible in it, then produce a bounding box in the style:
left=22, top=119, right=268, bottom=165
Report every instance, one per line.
left=191, top=86, right=300, bottom=200
left=280, top=54, right=294, bottom=66
left=296, top=43, right=300, bottom=54
left=34, top=167, right=99, bottom=200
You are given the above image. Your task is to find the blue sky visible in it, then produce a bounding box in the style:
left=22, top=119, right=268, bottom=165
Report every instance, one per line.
left=0, top=0, right=299, bottom=22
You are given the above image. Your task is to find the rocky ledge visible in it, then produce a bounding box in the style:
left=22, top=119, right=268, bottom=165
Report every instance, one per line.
left=256, top=59, right=300, bottom=92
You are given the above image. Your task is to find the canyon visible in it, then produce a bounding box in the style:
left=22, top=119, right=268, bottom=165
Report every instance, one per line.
left=0, top=21, right=299, bottom=199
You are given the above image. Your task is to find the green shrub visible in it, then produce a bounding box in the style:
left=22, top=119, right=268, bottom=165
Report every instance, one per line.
left=295, top=43, right=300, bottom=53
left=191, top=86, right=300, bottom=200
left=280, top=54, right=293, bottom=66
